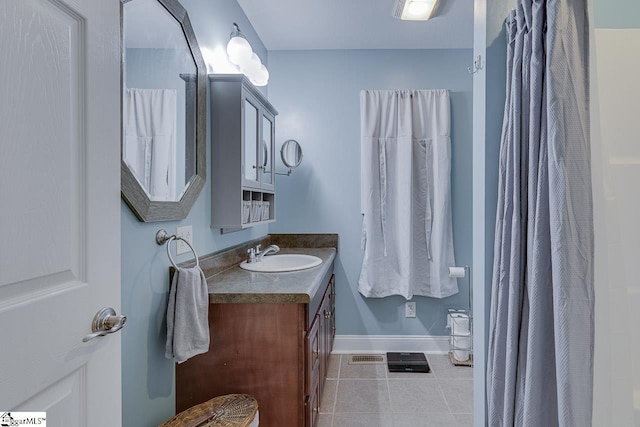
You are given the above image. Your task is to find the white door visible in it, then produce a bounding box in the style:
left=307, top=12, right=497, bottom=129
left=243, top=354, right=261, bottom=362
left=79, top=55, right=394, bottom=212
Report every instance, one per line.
left=0, top=0, right=122, bottom=425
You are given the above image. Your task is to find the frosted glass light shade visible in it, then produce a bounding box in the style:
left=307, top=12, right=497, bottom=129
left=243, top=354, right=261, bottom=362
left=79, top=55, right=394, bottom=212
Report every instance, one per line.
left=225, top=26, right=269, bottom=86
left=226, top=36, right=252, bottom=66
left=242, top=53, right=262, bottom=77
left=257, top=65, right=269, bottom=83
left=252, top=65, right=269, bottom=86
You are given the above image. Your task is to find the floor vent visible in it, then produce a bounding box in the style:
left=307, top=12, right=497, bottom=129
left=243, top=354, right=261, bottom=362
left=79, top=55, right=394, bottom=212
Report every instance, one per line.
left=348, top=354, right=386, bottom=365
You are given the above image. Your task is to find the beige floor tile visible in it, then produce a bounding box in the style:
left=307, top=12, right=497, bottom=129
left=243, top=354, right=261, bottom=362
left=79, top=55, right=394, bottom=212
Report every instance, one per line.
left=320, top=379, right=337, bottom=413
left=335, top=379, right=390, bottom=413
left=327, top=354, right=341, bottom=379
left=317, top=413, right=333, bottom=427
left=340, top=356, right=387, bottom=379
left=427, top=354, right=473, bottom=380
left=388, top=378, right=450, bottom=414
left=439, top=379, right=473, bottom=414
left=453, top=413, right=474, bottom=427
left=391, top=412, right=457, bottom=427
left=333, top=412, right=392, bottom=427
left=387, top=367, right=435, bottom=379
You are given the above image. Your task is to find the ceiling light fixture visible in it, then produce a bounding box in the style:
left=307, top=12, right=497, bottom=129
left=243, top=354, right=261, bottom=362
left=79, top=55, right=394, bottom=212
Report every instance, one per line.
left=226, top=23, right=269, bottom=86
left=392, top=0, right=440, bottom=21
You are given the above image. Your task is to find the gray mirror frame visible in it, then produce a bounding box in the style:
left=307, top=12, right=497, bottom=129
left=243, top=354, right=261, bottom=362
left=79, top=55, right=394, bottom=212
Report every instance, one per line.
left=280, top=139, right=303, bottom=169
left=120, top=0, right=206, bottom=222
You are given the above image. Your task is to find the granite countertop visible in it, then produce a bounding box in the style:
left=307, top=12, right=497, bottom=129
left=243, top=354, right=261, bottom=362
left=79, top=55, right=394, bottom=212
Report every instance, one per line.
left=206, top=247, right=336, bottom=304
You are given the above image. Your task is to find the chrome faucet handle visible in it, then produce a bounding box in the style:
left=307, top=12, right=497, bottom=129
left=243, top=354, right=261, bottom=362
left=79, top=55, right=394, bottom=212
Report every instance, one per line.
left=247, top=248, right=256, bottom=263
left=255, top=244, right=262, bottom=253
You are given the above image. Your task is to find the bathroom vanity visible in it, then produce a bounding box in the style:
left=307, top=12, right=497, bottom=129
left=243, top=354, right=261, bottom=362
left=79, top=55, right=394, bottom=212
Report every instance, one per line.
left=175, top=245, right=336, bottom=427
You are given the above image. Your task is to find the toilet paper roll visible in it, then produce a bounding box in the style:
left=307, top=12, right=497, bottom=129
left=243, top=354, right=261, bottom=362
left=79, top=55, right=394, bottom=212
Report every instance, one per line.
left=452, top=335, right=472, bottom=362
left=451, top=314, right=471, bottom=335
left=448, top=267, right=466, bottom=278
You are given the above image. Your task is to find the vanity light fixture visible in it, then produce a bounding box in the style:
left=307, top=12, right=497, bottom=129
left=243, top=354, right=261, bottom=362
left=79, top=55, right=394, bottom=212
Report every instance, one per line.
left=226, top=23, right=269, bottom=86
left=392, top=0, right=440, bottom=21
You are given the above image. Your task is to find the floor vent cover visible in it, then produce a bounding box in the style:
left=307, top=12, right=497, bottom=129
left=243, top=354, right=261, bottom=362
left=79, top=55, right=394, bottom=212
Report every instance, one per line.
left=348, top=354, right=386, bottom=365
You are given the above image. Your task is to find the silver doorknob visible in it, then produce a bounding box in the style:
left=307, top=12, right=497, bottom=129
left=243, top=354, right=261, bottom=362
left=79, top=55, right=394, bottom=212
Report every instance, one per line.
left=82, top=307, right=127, bottom=343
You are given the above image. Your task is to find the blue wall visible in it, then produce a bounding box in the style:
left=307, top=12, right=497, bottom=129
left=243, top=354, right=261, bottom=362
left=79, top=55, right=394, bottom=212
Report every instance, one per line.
left=593, top=0, right=640, bottom=28
left=120, top=1, right=267, bottom=426
left=268, top=49, right=473, bottom=337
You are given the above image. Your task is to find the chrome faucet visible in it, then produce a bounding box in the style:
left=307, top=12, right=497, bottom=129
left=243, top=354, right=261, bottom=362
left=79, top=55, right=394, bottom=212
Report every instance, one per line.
left=247, top=244, right=280, bottom=263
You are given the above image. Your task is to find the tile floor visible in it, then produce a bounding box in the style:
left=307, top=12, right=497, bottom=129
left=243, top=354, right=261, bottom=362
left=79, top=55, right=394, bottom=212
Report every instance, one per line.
left=318, top=354, right=473, bottom=427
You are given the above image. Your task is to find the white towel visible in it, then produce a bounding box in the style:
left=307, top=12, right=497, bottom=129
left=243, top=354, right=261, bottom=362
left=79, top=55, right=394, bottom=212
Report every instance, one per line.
left=165, top=266, right=210, bottom=363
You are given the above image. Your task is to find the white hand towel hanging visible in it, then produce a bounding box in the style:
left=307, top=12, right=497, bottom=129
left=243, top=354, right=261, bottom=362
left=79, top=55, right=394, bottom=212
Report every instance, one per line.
left=359, top=89, right=457, bottom=299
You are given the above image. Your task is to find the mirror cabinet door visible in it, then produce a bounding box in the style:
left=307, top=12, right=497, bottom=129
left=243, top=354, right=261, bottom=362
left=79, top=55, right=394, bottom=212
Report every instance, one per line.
left=243, top=98, right=260, bottom=186
left=262, top=114, right=274, bottom=187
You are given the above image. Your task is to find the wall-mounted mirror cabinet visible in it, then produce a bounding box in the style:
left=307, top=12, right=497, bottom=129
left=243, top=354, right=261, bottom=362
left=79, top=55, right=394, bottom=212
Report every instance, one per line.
left=121, top=0, right=206, bottom=222
left=209, top=75, right=278, bottom=230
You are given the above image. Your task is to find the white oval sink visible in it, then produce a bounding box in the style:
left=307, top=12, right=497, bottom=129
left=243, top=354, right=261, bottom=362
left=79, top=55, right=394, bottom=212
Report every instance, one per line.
left=239, top=254, right=322, bottom=273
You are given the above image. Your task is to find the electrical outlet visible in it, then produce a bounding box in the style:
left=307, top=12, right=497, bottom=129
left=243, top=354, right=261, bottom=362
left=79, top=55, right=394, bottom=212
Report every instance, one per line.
left=176, top=226, right=193, bottom=255
left=405, top=301, right=416, bottom=318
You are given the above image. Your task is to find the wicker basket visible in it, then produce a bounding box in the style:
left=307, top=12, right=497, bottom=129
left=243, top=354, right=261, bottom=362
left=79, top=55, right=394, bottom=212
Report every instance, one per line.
left=160, top=394, right=258, bottom=427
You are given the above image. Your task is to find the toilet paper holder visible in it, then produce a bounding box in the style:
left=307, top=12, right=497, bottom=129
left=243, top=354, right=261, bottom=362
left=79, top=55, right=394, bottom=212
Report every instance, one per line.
left=448, top=266, right=473, bottom=366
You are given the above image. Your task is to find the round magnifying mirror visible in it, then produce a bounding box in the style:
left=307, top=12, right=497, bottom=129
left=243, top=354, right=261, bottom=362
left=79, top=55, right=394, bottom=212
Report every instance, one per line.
left=281, top=139, right=303, bottom=169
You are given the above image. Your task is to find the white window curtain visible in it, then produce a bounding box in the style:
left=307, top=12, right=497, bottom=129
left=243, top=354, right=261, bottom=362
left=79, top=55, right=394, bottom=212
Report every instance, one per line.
left=123, top=88, right=177, bottom=201
left=359, top=89, right=457, bottom=300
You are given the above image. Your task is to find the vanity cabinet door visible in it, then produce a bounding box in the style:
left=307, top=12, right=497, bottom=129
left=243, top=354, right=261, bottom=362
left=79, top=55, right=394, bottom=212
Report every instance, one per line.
left=306, top=375, right=320, bottom=427
left=306, top=312, right=321, bottom=427
left=319, top=288, right=330, bottom=391
left=306, top=313, right=320, bottom=395
left=316, top=274, right=336, bottom=402
left=329, top=275, right=336, bottom=353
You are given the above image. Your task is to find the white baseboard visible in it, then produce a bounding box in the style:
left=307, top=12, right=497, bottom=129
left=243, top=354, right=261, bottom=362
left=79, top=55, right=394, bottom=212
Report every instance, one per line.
left=332, top=335, right=449, bottom=355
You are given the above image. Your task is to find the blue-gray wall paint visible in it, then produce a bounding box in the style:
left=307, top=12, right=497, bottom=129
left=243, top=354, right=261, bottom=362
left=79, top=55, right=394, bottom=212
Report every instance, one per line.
left=121, top=1, right=267, bottom=426
left=268, top=49, right=473, bottom=337
left=593, top=0, right=640, bottom=28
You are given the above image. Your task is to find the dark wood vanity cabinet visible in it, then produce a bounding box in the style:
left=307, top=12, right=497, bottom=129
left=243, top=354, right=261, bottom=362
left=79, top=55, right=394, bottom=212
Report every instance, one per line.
left=306, top=274, right=335, bottom=427
left=176, top=273, right=335, bottom=427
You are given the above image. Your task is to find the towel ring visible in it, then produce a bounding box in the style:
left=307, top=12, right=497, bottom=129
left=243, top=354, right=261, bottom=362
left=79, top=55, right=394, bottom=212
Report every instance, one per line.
left=155, top=229, right=200, bottom=269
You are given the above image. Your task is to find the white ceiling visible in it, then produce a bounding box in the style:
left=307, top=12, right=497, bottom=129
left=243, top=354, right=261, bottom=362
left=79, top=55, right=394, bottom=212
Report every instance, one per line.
left=235, top=0, right=474, bottom=51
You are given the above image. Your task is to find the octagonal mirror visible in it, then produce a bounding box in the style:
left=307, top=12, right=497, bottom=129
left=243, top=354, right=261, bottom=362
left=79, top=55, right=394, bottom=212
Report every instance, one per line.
left=121, top=0, right=206, bottom=222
